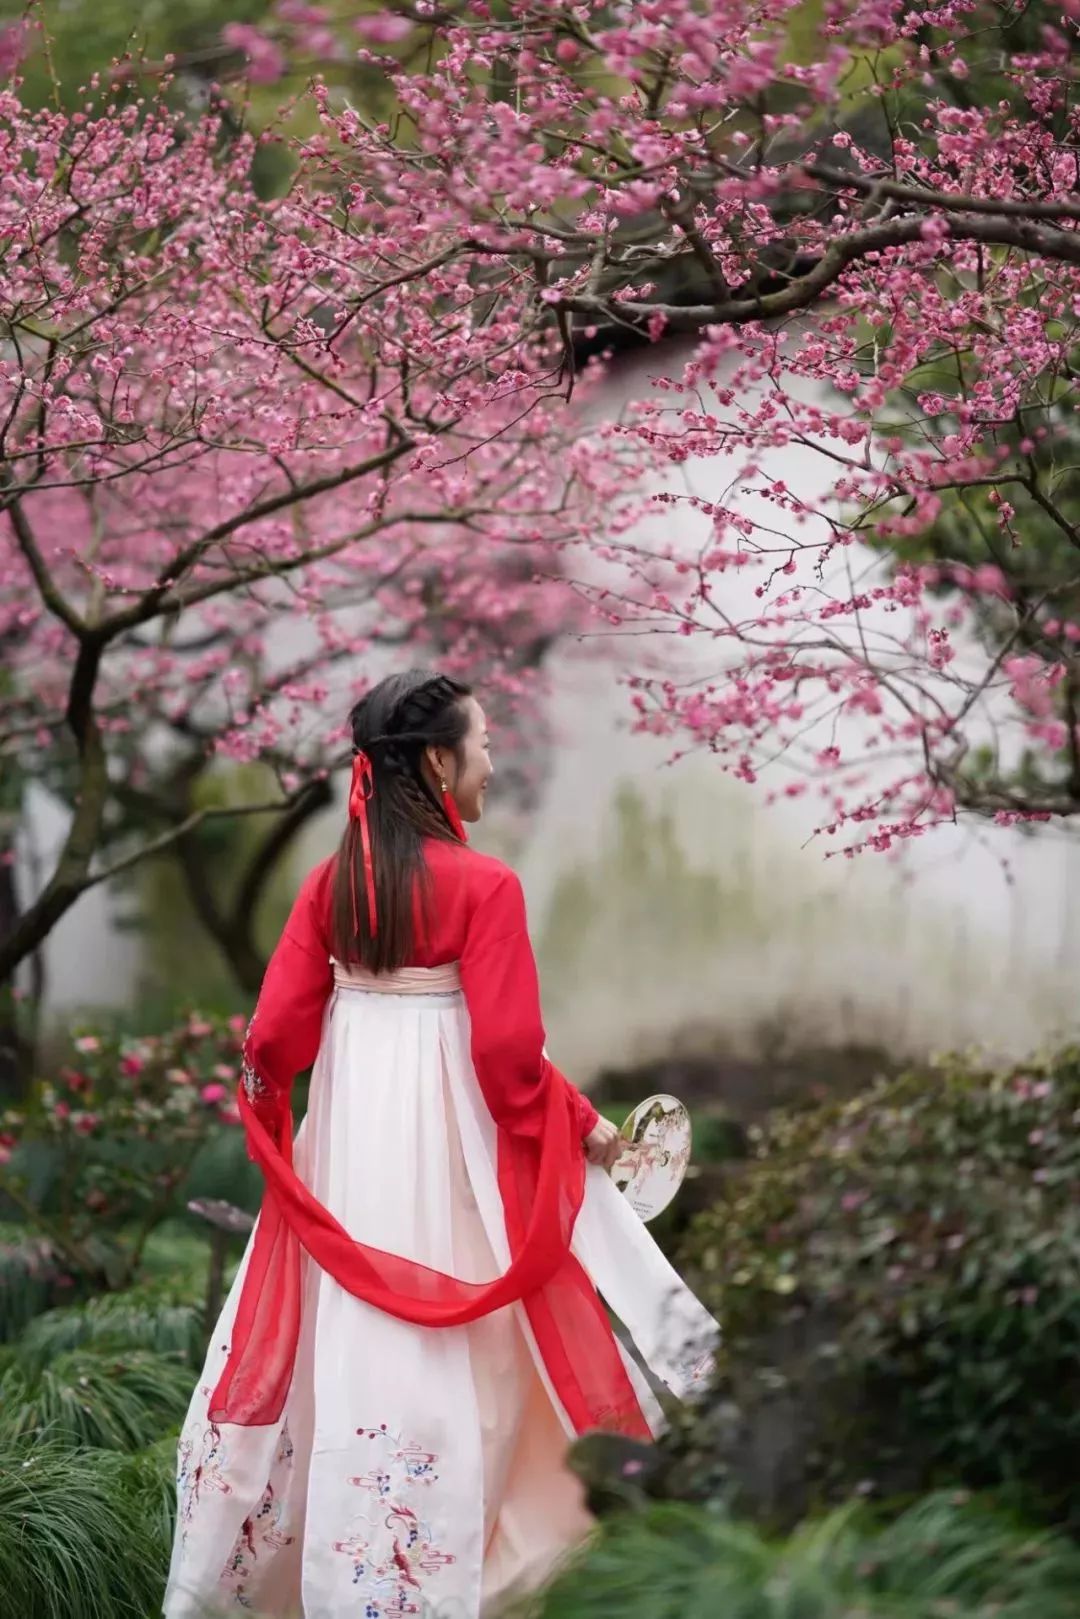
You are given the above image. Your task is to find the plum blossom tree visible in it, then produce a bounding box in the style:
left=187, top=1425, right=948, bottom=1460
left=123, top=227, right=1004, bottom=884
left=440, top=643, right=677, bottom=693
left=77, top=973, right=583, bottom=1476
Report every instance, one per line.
left=213, top=0, right=1080, bottom=853
left=0, top=67, right=601, bottom=983
left=590, top=0, right=1080, bottom=852
left=7, top=0, right=1080, bottom=990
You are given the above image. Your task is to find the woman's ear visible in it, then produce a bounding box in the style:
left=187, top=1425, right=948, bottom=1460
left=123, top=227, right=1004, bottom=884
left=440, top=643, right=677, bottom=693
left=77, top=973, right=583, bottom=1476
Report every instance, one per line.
left=424, top=744, right=444, bottom=786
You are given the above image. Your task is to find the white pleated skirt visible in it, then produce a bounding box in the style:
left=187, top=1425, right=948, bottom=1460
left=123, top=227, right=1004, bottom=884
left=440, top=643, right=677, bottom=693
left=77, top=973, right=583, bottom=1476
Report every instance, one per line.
left=164, top=966, right=718, bottom=1619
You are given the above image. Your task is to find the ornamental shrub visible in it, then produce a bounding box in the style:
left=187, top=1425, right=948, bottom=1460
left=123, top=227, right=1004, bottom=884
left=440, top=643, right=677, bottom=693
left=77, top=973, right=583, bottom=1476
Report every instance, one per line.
left=0, top=1011, right=247, bottom=1294
left=674, top=1048, right=1080, bottom=1526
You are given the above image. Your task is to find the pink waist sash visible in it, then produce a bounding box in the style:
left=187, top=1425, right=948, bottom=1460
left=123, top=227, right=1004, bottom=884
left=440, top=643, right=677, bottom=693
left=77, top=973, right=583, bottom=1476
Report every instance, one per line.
left=332, top=962, right=463, bottom=995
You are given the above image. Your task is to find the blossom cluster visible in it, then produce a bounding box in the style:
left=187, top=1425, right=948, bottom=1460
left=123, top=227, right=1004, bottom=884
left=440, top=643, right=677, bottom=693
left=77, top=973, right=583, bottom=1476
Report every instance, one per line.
left=0, top=1011, right=246, bottom=1228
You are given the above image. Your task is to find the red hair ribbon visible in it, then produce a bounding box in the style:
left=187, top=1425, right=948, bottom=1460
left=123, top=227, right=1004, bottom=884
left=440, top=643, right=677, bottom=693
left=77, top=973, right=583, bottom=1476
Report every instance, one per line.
left=349, top=751, right=377, bottom=938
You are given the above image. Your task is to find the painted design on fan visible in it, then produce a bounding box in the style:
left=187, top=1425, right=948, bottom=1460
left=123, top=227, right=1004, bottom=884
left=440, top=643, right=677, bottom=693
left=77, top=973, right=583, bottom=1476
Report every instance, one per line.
left=331, top=1425, right=456, bottom=1615
left=612, top=1100, right=689, bottom=1201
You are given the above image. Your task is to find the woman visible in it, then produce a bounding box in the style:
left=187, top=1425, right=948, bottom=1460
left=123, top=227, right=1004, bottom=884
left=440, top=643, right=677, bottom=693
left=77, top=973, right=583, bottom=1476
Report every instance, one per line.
left=165, top=670, right=718, bottom=1619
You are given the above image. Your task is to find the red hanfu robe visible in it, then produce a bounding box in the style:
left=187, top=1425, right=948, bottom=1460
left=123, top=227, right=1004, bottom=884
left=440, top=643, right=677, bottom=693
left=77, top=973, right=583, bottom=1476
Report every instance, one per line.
left=210, top=839, right=651, bottom=1440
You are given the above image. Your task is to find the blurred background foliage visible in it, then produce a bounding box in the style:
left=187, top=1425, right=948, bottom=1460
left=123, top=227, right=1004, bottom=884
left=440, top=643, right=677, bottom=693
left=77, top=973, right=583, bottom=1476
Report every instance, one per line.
left=666, top=1049, right=1080, bottom=1530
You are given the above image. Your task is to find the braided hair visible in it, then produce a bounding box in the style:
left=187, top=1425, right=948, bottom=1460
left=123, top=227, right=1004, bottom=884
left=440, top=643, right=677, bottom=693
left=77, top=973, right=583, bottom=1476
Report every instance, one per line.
left=331, top=670, right=473, bottom=972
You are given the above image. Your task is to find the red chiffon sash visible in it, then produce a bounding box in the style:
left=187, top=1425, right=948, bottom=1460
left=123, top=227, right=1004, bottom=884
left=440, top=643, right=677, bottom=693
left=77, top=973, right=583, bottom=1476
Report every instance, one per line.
left=209, top=1075, right=651, bottom=1439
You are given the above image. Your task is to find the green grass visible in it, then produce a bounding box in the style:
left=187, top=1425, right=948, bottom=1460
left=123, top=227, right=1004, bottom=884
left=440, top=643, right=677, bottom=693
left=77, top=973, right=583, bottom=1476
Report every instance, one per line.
left=18, top=1289, right=206, bottom=1370
left=0, top=1345, right=193, bottom=1450
left=535, top=1494, right=1080, bottom=1619
left=0, top=1439, right=174, bottom=1619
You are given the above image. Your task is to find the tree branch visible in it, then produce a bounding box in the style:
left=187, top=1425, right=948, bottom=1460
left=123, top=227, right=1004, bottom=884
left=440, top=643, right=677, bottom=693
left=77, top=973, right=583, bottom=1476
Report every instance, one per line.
left=234, top=776, right=333, bottom=940
left=803, top=162, right=1080, bottom=226
left=99, top=437, right=415, bottom=637
left=173, top=774, right=333, bottom=994
left=0, top=774, right=315, bottom=982
left=0, top=640, right=107, bottom=982
left=3, top=490, right=85, bottom=636
left=556, top=214, right=1080, bottom=332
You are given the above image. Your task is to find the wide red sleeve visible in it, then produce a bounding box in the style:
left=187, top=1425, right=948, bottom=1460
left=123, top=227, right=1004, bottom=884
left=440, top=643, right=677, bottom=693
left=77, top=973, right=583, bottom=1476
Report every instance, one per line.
left=240, top=867, right=334, bottom=1138
left=459, top=868, right=599, bottom=1141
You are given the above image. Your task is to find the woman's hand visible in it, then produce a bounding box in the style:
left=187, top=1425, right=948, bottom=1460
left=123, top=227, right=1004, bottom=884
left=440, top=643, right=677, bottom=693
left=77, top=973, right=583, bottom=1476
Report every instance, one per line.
left=584, top=1116, right=623, bottom=1171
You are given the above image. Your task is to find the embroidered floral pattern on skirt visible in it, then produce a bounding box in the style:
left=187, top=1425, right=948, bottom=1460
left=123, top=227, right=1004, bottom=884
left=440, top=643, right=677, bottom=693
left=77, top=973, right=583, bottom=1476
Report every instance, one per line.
left=177, top=1422, right=233, bottom=1549
left=331, top=1425, right=456, bottom=1616
left=217, top=1425, right=297, bottom=1609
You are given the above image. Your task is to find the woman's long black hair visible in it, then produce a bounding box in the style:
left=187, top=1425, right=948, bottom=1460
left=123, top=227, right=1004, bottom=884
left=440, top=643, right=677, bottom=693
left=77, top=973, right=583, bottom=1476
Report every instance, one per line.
left=331, top=669, right=472, bottom=973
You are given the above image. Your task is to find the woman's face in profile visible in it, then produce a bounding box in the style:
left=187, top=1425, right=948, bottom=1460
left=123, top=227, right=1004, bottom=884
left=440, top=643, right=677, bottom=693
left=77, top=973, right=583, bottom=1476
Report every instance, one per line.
left=448, top=697, right=493, bottom=823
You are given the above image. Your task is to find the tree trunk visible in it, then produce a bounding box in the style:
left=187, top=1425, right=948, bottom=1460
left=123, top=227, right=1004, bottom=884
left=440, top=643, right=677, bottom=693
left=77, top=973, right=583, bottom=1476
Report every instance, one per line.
left=175, top=776, right=334, bottom=996
left=0, top=815, right=31, bottom=1101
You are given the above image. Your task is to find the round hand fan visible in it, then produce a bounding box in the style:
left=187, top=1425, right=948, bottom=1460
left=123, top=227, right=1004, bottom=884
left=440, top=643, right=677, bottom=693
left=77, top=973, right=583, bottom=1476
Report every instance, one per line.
left=608, top=1093, right=692, bottom=1222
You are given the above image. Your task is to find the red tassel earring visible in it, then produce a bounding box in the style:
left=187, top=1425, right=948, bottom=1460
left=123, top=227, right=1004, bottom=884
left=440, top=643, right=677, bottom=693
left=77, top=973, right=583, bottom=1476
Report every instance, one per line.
left=440, top=777, right=468, bottom=843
